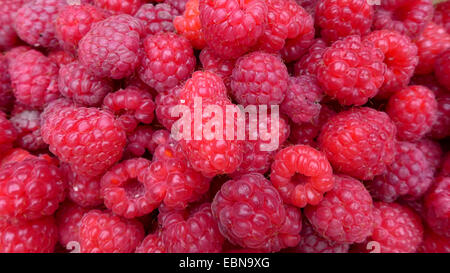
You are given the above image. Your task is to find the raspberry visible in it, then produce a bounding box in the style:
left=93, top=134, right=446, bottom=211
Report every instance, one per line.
left=8, top=49, right=60, bottom=109
left=159, top=203, right=224, bottom=253
left=135, top=3, right=178, bottom=37
left=296, top=0, right=318, bottom=15
left=231, top=52, right=288, bottom=106
left=411, top=74, right=447, bottom=97
left=147, top=129, right=171, bottom=154
left=0, top=56, right=14, bottom=113
left=199, top=47, right=236, bottom=89
left=138, top=32, right=196, bottom=93
left=367, top=141, right=434, bottom=203
left=135, top=233, right=165, bottom=253
left=93, top=0, right=141, bottom=15
left=281, top=76, right=324, bottom=124
left=293, top=38, right=327, bottom=77
left=55, top=4, right=109, bottom=48
left=270, top=145, right=334, bottom=208
left=316, top=35, right=386, bottom=106
left=58, top=61, right=113, bottom=106
left=0, top=158, right=66, bottom=222
left=0, top=216, right=58, bottom=253
left=78, top=14, right=143, bottom=79
left=41, top=100, right=127, bottom=177
left=124, top=125, right=154, bottom=158
left=10, top=109, right=47, bottom=151
left=0, top=0, right=28, bottom=50
left=155, top=87, right=182, bottom=130
left=429, top=94, right=450, bottom=139
left=279, top=21, right=315, bottom=63
left=414, top=22, right=450, bottom=75
left=0, top=112, right=17, bottom=155
left=364, top=30, right=419, bottom=99
left=48, top=50, right=76, bottom=67
left=178, top=70, right=228, bottom=104
left=315, top=0, right=374, bottom=43
left=418, top=228, right=450, bottom=253
left=415, top=138, right=443, bottom=173
left=441, top=152, right=450, bottom=177
left=174, top=0, right=205, bottom=50
left=373, top=0, right=434, bottom=39
left=319, top=107, right=396, bottom=180
left=199, top=0, right=267, bottom=59
left=212, top=174, right=302, bottom=252
left=424, top=176, right=450, bottom=238
left=55, top=201, right=89, bottom=247
left=79, top=210, right=145, bottom=253
left=386, top=85, right=437, bottom=141
left=14, top=0, right=67, bottom=48
left=433, top=0, right=450, bottom=34
left=435, top=49, right=450, bottom=91
left=165, top=0, right=188, bottom=14
left=61, top=164, right=103, bottom=207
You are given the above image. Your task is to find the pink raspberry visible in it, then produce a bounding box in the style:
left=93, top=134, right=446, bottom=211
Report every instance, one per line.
left=0, top=0, right=28, bottom=50
left=433, top=0, right=450, bottom=34
left=173, top=0, right=206, bottom=49
left=8, top=49, right=60, bottom=109
left=231, top=52, right=288, bottom=106
left=78, top=14, right=143, bottom=79
left=0, top=112, right=17, bottom=155
left=155, top=87, right=182, bottom=130
left=294, top=38, right=327, bottom=77
left=10, top=109, right=47, bottom=151
left=415, top=138, right=443, bottom=173
left=435, top=49, right=450, bottom=91
left=386, top=85, right=438, bottom=141
left=319, top=107, right=397, bottom=180
left=429, top=93, right=450, bottom=139
left=178, top=71, right=228, bottom=104
left=199, top=0, right=268, bottom=59
left=147, top=129, right=171, bottom=154
left=55, top=201, right=89, bottom=248
left=0, top=56, right=14, bottom=113
left=138, top=32, right=196, bottom=93
left=424, top=176, right=450, bottom=238
left=165, top=0, right=188, bottom=14
left=315, top=0, right=374, bottom=43
left=124, top=125, right=154, bottom=158
left=212, top=174, right=302, bottom=252
left=441, top=152, right=450, bottom=177
left=61, top=164, right=103, bottom=208
left=93, top=0, right=142, bottom=15
left=47, top=50, right=76, bottom=67
left=134, top=3, right=178, bottom=37
left=79, top=210, right=145, bottom=253
left=419, top=228, right=450, bottom=253
left=316, top=35, right=386, bottom=106
left=199, top=47, right=236, bottom=89
left=135, top=233, right=165, bottom=253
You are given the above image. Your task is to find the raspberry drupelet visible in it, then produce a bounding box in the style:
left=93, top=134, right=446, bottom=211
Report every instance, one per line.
left=134, top=3, right=178, bottom=37
left=173, top=0, right=206, bottom=49
left=424, top=176, right=450, bottom=238
left=93, top=0, right=142, bottom=15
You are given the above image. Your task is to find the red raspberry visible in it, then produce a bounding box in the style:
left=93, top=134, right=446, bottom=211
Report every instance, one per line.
left=319, top=107, right=397, bottom=180
left=212, top=174, right=302, bottom=252
left=414, top=22, right=450, bottom=75
left=10, top=109, right=47, bottom=151
left=155, top=87, right=182, bottom=130
left=315, top=0, right=374, bottom=43
left=8, top=49, right=60, bottom=109
left=0, top=216, right=57, bottom=253
left=364, top=30, right=419, bottom=99
left=279, top=23, right=315, bottom=63
left=0, top=112, right=17, bottom=155
left=165, top=0, right=188, bottom=14
left=415, top=138, right=443, bottom=173
left=79, top=210, right=145, bottom=253
left=411, top=74, right=447, bottom=97
left=281, top=76, right=324, bottom=124
left=47, top=50, right=76, bottom=67
left=173, top=0, right=205, bottom=50
left=0, top=148, right=35, bottom=167
left=178, top=71, right=228, bottom=104
left=441, top=152, right=450, bottom=177
left=135, top=3, right=178, bottom=37
left=270, top=145, right=334, bottom=208
left=367, top=141, right=434, bottom=203
left=305, top=175, right=374, bottom=244
left=135, top=233, right=165, bottom=253
left=78, top=14, right=143, bottom=79
left=0, top=0, right=28, bottom=50
left=435, top=49, right=450, bottom=91
left=93, top=0, right=141, bottom=15
left=124, top=125, right=154, bottom=158
left=14, top=0, right=67, bottom=48
left=0, top=158, right=66, bottom=222
left=433, top=0, right=450, bottom=34
left=199, top=47, right=235, bottom=89
left=199, top=0, right=268, bottom=59
left=316, top=35, right=386, bottom=106
left=294, top=38, right=327, bottom=77
left=138, top=32, right=196, bottom=93
left=58, top=61, right=113, bottom=106
left=0, top=56, right=14, bottom=113
left=429, top=93, right=450, bottom=139
left=424, top=176, right=450, bottom=238
left=419, top=228, right=450, bottom=253
left=55, top=4, right=109, bottom=48
left=373, top=0, right=434, bottom=39
left=41, top=100, right=127, bottom=177
left=55, top=201, right=89, bottom=247
left=296, top=0, right=318, bottom=15
left=159, top=203, right=224, bottom=253
left=386, top=85, right=437, bottom=141
left=61, top=164, right=103, bottom=207
left=231, top=52, right=288, bottom=106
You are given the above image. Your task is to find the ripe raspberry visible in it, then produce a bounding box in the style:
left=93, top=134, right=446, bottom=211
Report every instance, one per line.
left=0, top=148, right=34, bottom=166
left=135, top=3, right=178, bottom=37
left=10, top=109, right=47, bottom=151
left=270, top=145, right=334, bottom=208
left=79, top=210, right=145, bottom=253
left=415, top=138, right=443, bottom=173
left=93, top=0, right=141, bottom=15
left=55, top=4, right=109, bottom=48
left=367, top=141, right=434, bottom=203
left=41, top=100, right=127, bottom=177
left=147, top=129, right=171, bottom=153
left=281, top=76, right=324, bottom=124
left=0, top=112, right=17, bottom=155
left=435, top=49, right=450, bottom=91
left=279, top=23, right=315, bottom=63
left=8, top=49, right=60, bottom=109
left=429, top=94, right=450, bottom=139
left=59, top=61, right=113, bottom=106
left=316, top=35, right=386, bottom=106
left=0, top=216, right=57, bottom=253
left=135, top=233, right=165, bottom=253
left=293, top=38, right=327, bottom=77
left=315, top=0, right=374, bottom=43
left=48, top=50, right=76, bottom=67
left=212, top=174, right=302, bottom=252
left=55, top=201, right=89, bottom=247
left=199, top=47, right=236, bottom=89
left=296, top=0, right=318, bottom=15
left=78, top=14, right=143, bottom=79
left=0, top=56, right=14, bottom=113
left=138, top=32, right=196, bottom=93
left=124, top=125, right=154, bottom=158
left=424, top=176, right=450, bottom=238
left=231, top=52, right=288, bottom=106
left=165, top=0, right=188, bottom=14
left=178, top=71, right=228, bottom=103
left=364, top=30, right=419, bottom=99
left=159, top=203, right=224, bottom=253
left=14, top=0, right=67, bottom=48
left=174, top=0, right=205, bottom=50
left=386, top=85, right=437, bottom=141
left=0, top=0, right=28, bottom=50
left=433, top=0, right=450, bottom=34
left=0, top=158, right=66, bottom=222
left=373, top=0, right=434, bottom=39
left=155, top=87, right=182, bottom=130
left=61, top=164, right=103, bottom=207
left=419, top=228, right=450, bottom=253
left=441, top=152, right=450, bottom=177
left=319, top=107, right=397, bottom=180
left=414, top=22, right=450, bottom=75
left=199, top=0, right=268, bottom=59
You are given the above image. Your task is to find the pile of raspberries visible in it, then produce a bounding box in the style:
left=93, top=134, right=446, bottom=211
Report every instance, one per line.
left=0, top=0, right=449, bottom=254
